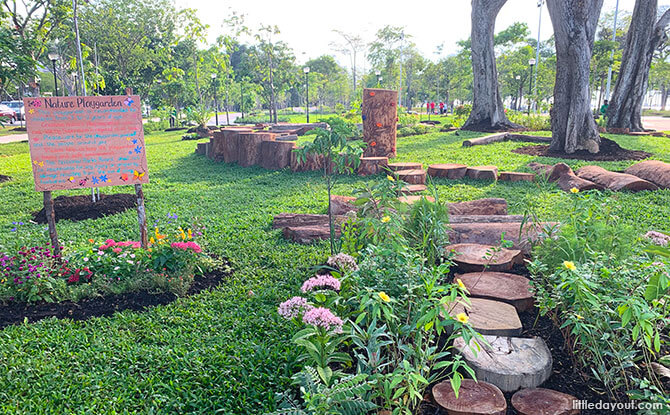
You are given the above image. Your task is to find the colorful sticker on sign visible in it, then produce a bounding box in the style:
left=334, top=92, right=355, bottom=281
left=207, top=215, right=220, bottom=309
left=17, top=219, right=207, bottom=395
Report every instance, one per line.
left=24, top=95, right=149, bottom=191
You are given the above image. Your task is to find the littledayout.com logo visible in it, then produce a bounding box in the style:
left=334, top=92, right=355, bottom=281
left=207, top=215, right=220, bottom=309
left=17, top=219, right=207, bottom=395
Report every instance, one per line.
left=573, top=400, right=669, bottom=412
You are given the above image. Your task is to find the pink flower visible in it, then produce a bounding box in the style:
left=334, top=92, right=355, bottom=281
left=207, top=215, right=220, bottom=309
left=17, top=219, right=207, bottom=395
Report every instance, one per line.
left=113, top=248, right=122, bottom=254
left=302, top=307, right=344, bottom=333
left=170, top=241, right=202, bottom=253
left=278, top=296, right=313, bottom=319
left=301, top=274, right=341, bottom=293
left=327, top=253, right=359, bottom=272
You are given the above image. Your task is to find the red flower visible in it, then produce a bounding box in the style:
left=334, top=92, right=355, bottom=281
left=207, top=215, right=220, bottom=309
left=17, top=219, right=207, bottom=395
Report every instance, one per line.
left=370, top=91, right=376, bottom=96
left=370, top=141, right=377, bottom=147
left=376, top=123, right=382, bottom=128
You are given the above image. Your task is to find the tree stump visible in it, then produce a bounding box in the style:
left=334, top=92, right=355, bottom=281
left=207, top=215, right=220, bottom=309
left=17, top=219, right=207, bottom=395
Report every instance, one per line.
left=238, top=132, right=275, bottom=167
left=291, top=151, right=324, bottom=172
left=399, top=184, right=428, bottom=194
left=625, top=160, right=670, bottom=189
left=576, top=165, right=658, bottom=192
left=272, top=214, right=347, bottom=229
left=196, top=142, right=207, bottom=155
left=466, top=166, right=499, bottom=180
left=446, top=298, right=522, bottom=336
left=330, top=195, right=357, bottom=215
left=456, top=272, right=534, bottom=312
left=388, top=162, right=423, bottom=171
left=397, top=195, right=435, bottom=204
left=395, top=169, right=427, bottom=184
left=261, top=140, right=296, bottom=170
left=283, top=225, right=341, bottom=244
left=428, top=164, right=469, bottom=179
left=446, top=222, right=558, bottom=254
left=362, top=88, right=398, bottom=158
left=454, top=335, right=553, bottom=392
left=444, top=243, right=523, bottom=272
left=432, top=379, right=507, bottom=415
left=448, top=198, right=507, bottom=216
left=511, top=388, right=580, bottom=415
left=498, top=172, right=535, bottom=182
left=358, top=157, right=389, bottom=176
left=211, top=128, right=252, bottom=161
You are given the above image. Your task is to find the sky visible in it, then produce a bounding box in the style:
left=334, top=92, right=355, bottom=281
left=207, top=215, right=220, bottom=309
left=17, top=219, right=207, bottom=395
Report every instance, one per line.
left=176, top=0, right=670, bottom=70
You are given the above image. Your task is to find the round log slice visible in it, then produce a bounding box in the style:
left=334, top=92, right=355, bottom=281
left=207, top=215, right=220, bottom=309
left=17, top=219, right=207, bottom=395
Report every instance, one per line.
left=446, top=298, right=522, bottom=336
left=624, top=160, right=670, bottom=189
left=388, top=162, right=423, bottom=171
left=428, top=163, right=468, bottom=179
left=457, top=272, right=534, bottom=312
left=395, top=169, right=427, bottom=185
left=432, top=379, right=506, bottom=415
left=466, top=166, right=499, bottom=181
left=511, top=388, right=580, bottom=415
left=447, top=198, right=508, bottom=216
left=399, top=184, right=428, bottom=194
left=397, top=195, right=435, bottom=204
left=444, top=243, right=523, bottom=272
left=330, top=195, right=357, bottom=215
left=454, top=335, right=553, bottom=392
left=358, top=156, right=389, bottom=176
left=576, top=165, right=658, bottom=192
left=498, top=172, right=535, bottom=182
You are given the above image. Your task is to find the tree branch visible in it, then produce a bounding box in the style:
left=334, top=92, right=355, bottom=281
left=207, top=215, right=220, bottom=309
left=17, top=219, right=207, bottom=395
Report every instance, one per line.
left=656, top=8, right=670, bottom=32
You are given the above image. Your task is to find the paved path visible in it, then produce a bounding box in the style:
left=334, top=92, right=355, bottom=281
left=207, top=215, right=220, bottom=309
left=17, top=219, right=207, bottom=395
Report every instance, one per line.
left=0, top=133, right=27, bottom=144
left=642, top=116, right=670, bottom=131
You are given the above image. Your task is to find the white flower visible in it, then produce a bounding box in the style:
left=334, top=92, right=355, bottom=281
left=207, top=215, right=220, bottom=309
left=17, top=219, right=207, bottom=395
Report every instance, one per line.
left=130, top=254, right=136, bottom=259
left=98, top=251, right=104, bottom=256
left=114, top=266, right=120, bottom=271
left=127, top=260, right=134, bottom=265
left=83, top=257, right=89, bottom=262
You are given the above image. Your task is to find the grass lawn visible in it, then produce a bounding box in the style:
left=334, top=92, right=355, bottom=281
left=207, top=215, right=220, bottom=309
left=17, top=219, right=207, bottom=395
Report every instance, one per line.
left=0, top=126, right=28, bottom=137
left=0, top=129, right=669, bottom=413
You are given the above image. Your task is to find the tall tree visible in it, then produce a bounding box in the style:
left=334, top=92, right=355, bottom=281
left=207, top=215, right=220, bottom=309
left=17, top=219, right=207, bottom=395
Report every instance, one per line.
left=462, top=0, right=520, bottom=132
left=546, top=0, right=604, bottom=154
left=331, top=30, right=366, bottom=99
left=607, top=2, right=670, bottom=131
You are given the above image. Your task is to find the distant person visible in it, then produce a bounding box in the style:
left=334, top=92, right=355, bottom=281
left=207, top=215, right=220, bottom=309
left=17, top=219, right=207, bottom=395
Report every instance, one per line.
left=600, top=99, right=609, bottom=118
left=426, top=102, right=430, bottom=114
left=439, top=102, right=445, bottom=114
left=430, top=102, right=435, bottom=114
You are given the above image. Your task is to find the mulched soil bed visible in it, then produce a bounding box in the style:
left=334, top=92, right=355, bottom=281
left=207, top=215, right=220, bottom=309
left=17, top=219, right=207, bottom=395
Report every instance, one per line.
left=512, top=137, right=651, bottom=161
left=0, top=265, right=230, bottom=329
left=0, top=174, right=10, bottom=183
left=32, top=193, right=136, bottom=223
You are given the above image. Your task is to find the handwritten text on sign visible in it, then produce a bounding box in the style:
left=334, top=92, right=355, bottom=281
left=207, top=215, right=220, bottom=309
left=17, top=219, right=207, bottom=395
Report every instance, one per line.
left=24, top=95, right=149, bottom=191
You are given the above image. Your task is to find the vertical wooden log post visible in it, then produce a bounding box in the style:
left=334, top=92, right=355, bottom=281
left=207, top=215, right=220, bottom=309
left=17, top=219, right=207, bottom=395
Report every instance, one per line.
left=362, top=88, right=398, bottom=158
left=43, top=191, right=60, bottom=256
left=126, top=87, right=149, bottom=248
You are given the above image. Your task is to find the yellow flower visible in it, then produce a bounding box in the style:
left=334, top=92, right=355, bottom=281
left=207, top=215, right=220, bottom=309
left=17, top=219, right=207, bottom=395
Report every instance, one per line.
left=187, top=229, right=192, bottom=239
left=154, top=227, right=167, bottom=241
left=387, top=175, right=395, bottom=182
left=575, top=314, right=584, bottom=320
left=456, top=278, right=466, bottom=290
left=381, top=216, right=391, bottom=223
left=149, top=237, right=156, bottom=245
left=378, top=292, right=391, bottom=302
left=178, top=227, right=186, bottom=240
left=570, top=187, right=579, bottom=194
left=456, top=313, right=469, bottom=324
left=563, top=261, right=576, bottom=271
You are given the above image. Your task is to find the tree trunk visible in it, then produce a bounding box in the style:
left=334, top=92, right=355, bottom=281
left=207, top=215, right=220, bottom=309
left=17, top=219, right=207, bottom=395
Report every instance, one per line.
left=463, top=0, right=521, bottom=132
left=608, top=4, right=670, bottom=132
left=547, top=0, right=604, bottom=154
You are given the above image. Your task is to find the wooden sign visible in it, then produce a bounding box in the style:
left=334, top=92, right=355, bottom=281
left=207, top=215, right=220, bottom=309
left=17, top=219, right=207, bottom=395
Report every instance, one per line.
left=24, top=95, right=149, bottom=191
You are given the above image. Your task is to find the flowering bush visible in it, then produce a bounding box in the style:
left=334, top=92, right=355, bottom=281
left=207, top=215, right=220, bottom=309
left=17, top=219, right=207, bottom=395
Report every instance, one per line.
left=0, top=244, right=65, bottom=303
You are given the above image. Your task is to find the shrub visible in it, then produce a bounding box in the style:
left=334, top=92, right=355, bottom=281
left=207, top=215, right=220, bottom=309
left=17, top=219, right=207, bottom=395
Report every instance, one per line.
left=453, top=104, right=471, bottom=117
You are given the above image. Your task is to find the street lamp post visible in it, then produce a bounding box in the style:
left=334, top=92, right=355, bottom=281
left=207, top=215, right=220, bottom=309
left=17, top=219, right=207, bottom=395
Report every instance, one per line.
left=605, top=0, right=620, bottom=100
left=533, top=0, right=544, bottom=112
left=211, top=73, right=219, bottom=126
left=240, top=81, right=245, bottom=119
left=303, top=66, right=310, bottom=123
left=47, top=52, right=59, bottom=96
left=528, top=58, right=536, bottom=115
left=375, top=70, right=381, bottom=87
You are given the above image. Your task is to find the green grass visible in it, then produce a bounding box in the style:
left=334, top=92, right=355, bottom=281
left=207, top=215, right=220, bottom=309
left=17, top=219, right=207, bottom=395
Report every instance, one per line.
left=0, top=126, right=28, bottom=137
left=0, top=129, right=669, bottom=413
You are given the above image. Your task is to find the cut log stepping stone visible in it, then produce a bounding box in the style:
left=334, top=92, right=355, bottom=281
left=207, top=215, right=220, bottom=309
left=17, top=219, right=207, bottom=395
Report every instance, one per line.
left=456, top=272, right=534, bottom=312
left=625, top=160, right=670, bottom=189
left=498, top=171, right=535, bottom=182
left=448, top=198, right=507, bottom=216
left=358, top=156, right=389, bottom=176
left=449, top=215, right=525, bottom=224
left=446, top=298, right=522, bottom=336
left=544, top=163, right=604, bottom=192
left=330, top=195, right=357, bottom=215
left=466, top=166, right=499, bottom=180
left=454, top=335, right=553, bottom=392
left=447, top=222, right=558, bottom=254
left=511, top=388, right=580, bottom=415
left=576, top=165, right=658, bottom=192
left=395, top=169, right=427, bottom=185
left=282, top=225, right=341, bottom=244
left=462, top=132, right=509, bottom=147
left=428, top=163, right=468, bottom=179
left=397, top=195, right=435, bottom=204
left=399, top=184, right=428, bottom=194
left=433, top=379, right=506, bottom=415
left=387, top=162, right=422, bottom=171
left=444, top=243, right=522, bottom=272
left=272, top=213, right=347, bottom=229
left=260, top=140, right=296, bottom=170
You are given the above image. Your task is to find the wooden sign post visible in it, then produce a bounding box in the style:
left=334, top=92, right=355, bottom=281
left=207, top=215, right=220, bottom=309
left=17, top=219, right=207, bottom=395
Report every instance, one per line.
left=24, top=93, right=150, bottom=250
left=362, top=88, right=398, bottom=158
